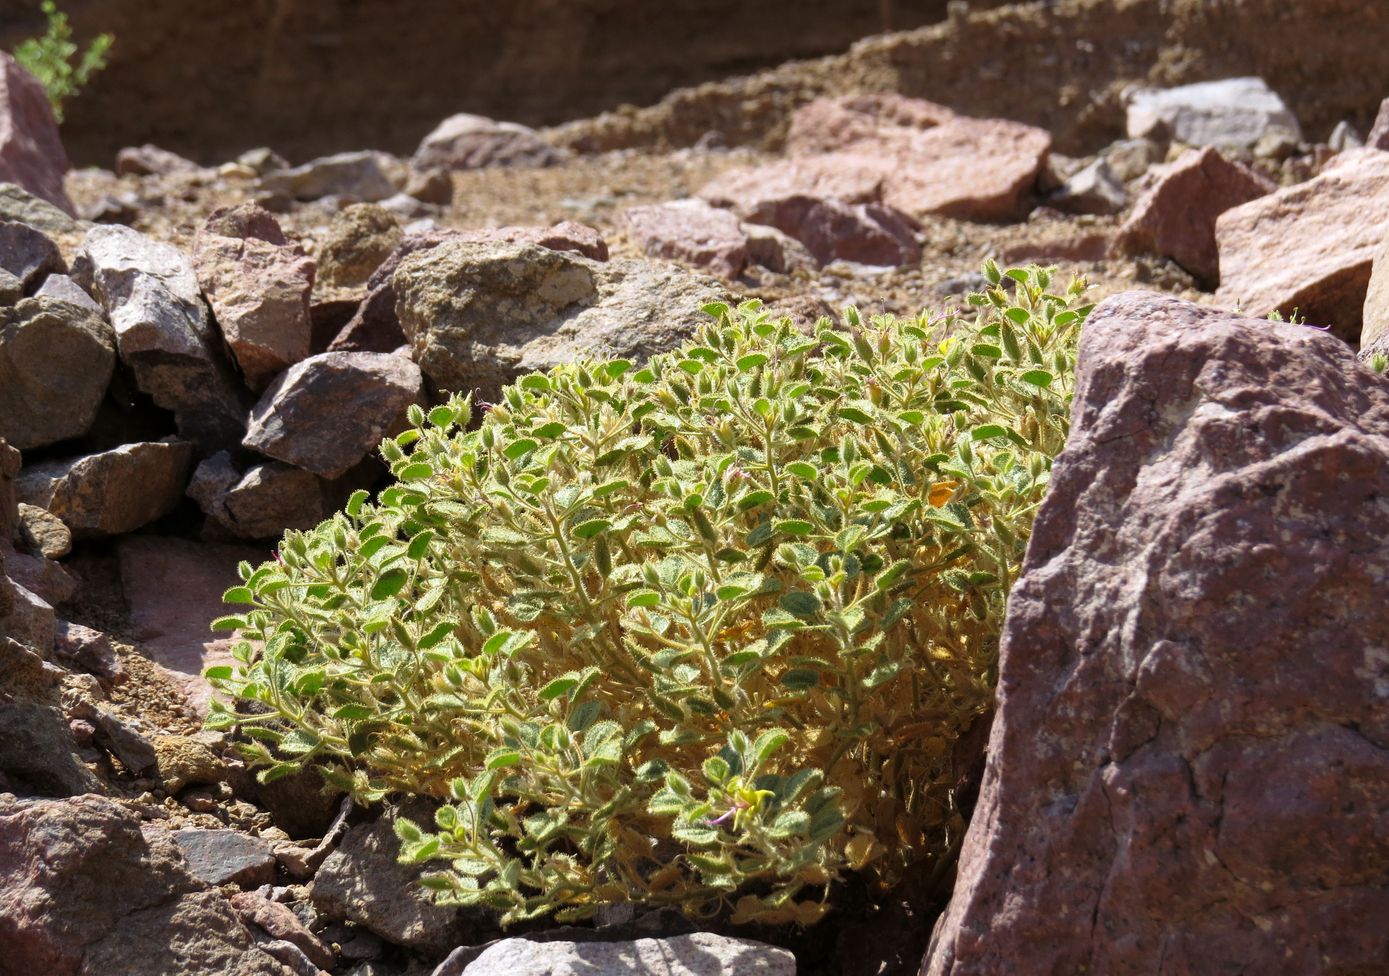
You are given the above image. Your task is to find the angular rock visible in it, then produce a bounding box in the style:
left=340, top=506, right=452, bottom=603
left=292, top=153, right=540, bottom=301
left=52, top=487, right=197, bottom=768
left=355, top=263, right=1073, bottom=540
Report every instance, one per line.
left=413, top=113, right=566, bottom=171
left=172, top=829, right=277, bottom=888
left=115, top=144, right=203, bottom=177
left=1126, top=77, right=1303, bottom=153
left=53, top=620, right=126, bottom=687
left=440, top=933, right=794, bottom=976
left=316, top=203, right=401, bottom=291
left=17, top=501, right=71, bottom=558
left=3, top=546, right=77, bottom=607
left=0, top=702, right=101, bottom=797
left=1118, top=146, right=1274, bottom=286
left=17, top=441, right=192, bottom=537
left=243, top=351, right=423, bottom=479
left=117, top=535, right=266, bottom=713
left=1215, top=147, right=1389, bottom=339
left=0, top=573, right=54, bottom=649
left=34, top=271, right=100, bottom=311
left=744, top=222, right=816, bottom=274
left=1361, top=234, right=1389, bottom=358
left=395, top=240, right=726, bottom=402
left=190, top=452, right=332, bottom=539
left=152, top=734, right=224, bottom=793
left=703, top=94, right=1050, bottom=223
left=622, top=199, right=748, bottom=278
left=1047, top=158, right=1127, bottom=215
left=194, top=204, right=315, bottom=390
left=312, top=802, right=478, bottom=953
left=73, top=225, right=247, bottom=449
left=0, top=794, right=283, bottom=976
left=1370, top=97, right=1389, bottom=151
left=0, top=218, right=61, bottom=290
left=737, top=194, right=918, bottom=267
left=0, top=180, right=79, bottom=236
left=0, top=295, right=116, bottom=450
left=453, top=221, right=610, bottom=261
left=259, top=150, right=401, bottom=203
left=404, top=166, right=453, bottom=204
left=230, top=891, right=335, bottom=971
left=327, top=223, right=605, bottom=355
left=924, top=292, right=1389, bottom=976
left=0, top=436, right=18, bottom=540
left=1101, top=137, right=1164, bottom=182
left=91, top=706, right=159, bottom=775
left=0, top=53, right=73, bottom=214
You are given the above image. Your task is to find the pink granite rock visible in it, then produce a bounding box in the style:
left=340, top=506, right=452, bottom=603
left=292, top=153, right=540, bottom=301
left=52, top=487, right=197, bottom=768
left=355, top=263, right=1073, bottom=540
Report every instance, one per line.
left=701, top=95, right=1050, bottom=224
left=1214, top=147, right=1389, bottom=340
left=194, top=204, right=315, bottom=390
left=1117, top=146, right=1274, bottom=286
left=621, top=199, right=748, bottom=279
left=924, top=292, right=1389, bottom=976
left=0, top=53, right=73, bottom=214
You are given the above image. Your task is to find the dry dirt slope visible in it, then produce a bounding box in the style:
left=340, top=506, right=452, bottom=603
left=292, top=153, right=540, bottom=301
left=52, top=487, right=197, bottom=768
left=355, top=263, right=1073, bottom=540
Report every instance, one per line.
left=554, top=0, right=1389, bottom=155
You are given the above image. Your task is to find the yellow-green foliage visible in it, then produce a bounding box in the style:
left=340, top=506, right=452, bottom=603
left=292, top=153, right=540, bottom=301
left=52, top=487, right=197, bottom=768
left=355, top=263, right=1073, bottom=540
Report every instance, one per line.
left=208, top=264, right=1090, bottom=926
left=12, top=1, right=112, bottom=122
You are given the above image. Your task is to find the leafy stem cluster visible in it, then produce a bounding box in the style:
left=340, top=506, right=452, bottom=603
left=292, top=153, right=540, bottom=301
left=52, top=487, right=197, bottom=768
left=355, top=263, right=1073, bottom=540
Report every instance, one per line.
left=208, top=263, right=1091, bottom=926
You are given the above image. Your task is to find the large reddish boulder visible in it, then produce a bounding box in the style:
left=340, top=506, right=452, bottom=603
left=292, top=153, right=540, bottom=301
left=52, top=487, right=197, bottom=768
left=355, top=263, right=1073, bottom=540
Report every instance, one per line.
left=0, top=54, right=73, bottom=214
left=701, top=95, right=1050, bottom=224
left=924, top=293, right=1389, bottom=976
left=1214, top=147, right=1389, bottom=340
left=1116, top=146, right=1273, bottom=286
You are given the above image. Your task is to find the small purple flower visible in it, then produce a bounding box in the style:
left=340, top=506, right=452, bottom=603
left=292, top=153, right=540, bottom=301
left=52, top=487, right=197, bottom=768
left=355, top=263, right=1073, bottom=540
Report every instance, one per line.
left=703, top=808, right=735, bottom=828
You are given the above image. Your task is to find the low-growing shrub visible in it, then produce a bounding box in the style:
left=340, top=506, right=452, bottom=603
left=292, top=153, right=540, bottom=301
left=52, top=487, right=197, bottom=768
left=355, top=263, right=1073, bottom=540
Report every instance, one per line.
left=209, top=263, right=1090, bottom=926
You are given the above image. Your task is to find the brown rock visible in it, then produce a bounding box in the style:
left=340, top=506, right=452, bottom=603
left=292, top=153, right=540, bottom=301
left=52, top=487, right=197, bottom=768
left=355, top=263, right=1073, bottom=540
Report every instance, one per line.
left=741, top=194, right=919, bottom=267
left=743, top=222, right=816, bottom=274
left=116, top=535, right=267, bottom=714
left=17, top=501, right=71, bottom=558
left=404, top=166, right=453, bottom=205
left=0, top=576, right=55, bottom=654
left=3, top=546, right=78, bottom=606
left=171, top=829, right=276, bottom=888
left=0, top=437, right=18, bottom=541
left=1117, top=146, right=1274, bottom=286
left=242, top=351, right=423, bottom=479
left=924, top=292, right=1389, bottom=976
left=114, top=143, right=203, bottom=177
left=230, top=891, right=335, bottom=971
left=0, top=53, right=73, bottom=214
left=1359, top=234, right=1389, bottom=357
left=1366, top=96, right=1389, bottom=151
left=151, top=734, right=223, bottom=793
left=190, top=452, right=332, bottom=540
left=194, top=204, right=316, bottom=390
left=394, top=240, right=726, bottom=403
left=0, top=218, right=62, bottom=291
left=413, top=112, right=567, bottom=171
left=16, top=441, right=193, bottom=538
left=258, top=149, right=402, bottom=203
left=311, top=800, right=478, bottom=953
left=0, top=702, right=101, bottom=797
left=0, top=295, right=117, bottom=450
left=73, top=224, right=248, bottom=450
left=53, top=620, right=126, bottom=687
left=315, top=203, right=401, bottom=291
left=0, top=794, right=282, bottom=976
left=455, top=220, right=610, bottom=261
left=622, top=199, right=748, bottom=279
left=1214, top=147, right=1389, bottom=340
left=703, top=94, right=1050, bottom=223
